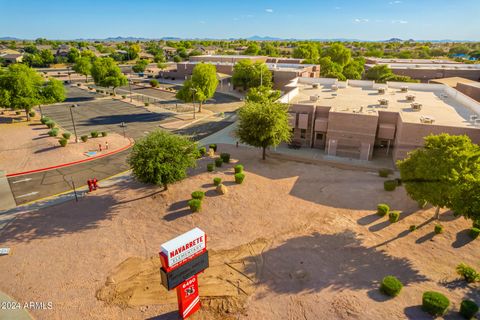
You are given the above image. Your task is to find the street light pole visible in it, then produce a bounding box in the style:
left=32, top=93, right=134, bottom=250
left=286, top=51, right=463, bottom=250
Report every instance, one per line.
left=129, top=79, right=132, bottom=102
left=191, top=88, right=197, bottom=120
left=69, top=104, right=78, bottom=143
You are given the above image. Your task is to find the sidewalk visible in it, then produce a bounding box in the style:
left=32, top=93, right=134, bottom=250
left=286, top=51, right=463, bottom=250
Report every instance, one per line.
left=0, top=292, right=33, bottom=320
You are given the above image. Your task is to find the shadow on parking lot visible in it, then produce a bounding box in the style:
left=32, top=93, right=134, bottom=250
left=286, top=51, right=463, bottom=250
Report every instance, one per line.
left=88, top=113, right=170, bottom=125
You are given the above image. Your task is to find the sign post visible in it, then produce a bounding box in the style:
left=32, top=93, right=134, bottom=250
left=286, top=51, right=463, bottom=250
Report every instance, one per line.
left=159, top=228, right=208, bottom=319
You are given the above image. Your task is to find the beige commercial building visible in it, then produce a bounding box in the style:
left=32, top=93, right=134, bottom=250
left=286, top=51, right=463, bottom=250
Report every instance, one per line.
left=282, top=77, right=480, bottom=163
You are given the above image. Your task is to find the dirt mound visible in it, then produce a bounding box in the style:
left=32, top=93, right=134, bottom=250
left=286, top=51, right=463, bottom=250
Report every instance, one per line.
left=96, top=238, right=271, bottom=318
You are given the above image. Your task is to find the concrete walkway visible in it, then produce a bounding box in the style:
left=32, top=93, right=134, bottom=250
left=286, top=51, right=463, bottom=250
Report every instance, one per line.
left=0, top=171, right=15, bottom=211
left=0, top=292, right=33, bottom=320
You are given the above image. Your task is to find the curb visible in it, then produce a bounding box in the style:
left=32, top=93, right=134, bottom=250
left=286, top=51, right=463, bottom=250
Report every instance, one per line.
left=6, top=138, right=134, bottom=178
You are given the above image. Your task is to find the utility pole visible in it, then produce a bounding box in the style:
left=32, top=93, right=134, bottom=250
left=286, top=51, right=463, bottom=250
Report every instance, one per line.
left=191, top=88, right=197, bottom=120
left=69, top=104, right=79, bottom=143
left=128, top=79, right=132, bottom=102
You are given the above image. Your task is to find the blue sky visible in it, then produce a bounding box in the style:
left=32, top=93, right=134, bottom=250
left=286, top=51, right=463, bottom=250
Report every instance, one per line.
left=1, top=0, right=479, bottom=40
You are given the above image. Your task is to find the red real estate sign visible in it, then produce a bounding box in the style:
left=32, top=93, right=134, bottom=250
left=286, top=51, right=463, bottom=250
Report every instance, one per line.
left=159, top=228, right=208, bottom=319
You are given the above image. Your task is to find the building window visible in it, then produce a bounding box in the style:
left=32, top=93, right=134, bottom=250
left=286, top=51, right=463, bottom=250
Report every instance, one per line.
left=316, top=133, right=324, bottom=140
left=300, top=129, right=306, bottom=139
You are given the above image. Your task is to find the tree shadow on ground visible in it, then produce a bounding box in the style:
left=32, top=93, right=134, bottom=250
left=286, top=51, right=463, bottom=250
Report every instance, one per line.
left=415, top=232, right=435, bottom=244
left=452, top=229, right=475, bottom=248
left=372, top=217, right=436, bottom=248
left=243, top=231, right=427, bottom=298
left=357, top=213, right=383, bottom=226
left=34, top=145, right=58, bottom=153
left=367, top=208, right=419, bottom=232
left=164, top=199, right=193, bottom=221
left=404, top=305, right=462, bottom=320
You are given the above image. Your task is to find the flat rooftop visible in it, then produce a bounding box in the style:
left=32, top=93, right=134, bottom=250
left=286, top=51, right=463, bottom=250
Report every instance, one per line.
left=290, top=82, right=479, bottom=128
left=366, top=63, right=480, bottom=70
left=367, top=58, right=460, bottom=64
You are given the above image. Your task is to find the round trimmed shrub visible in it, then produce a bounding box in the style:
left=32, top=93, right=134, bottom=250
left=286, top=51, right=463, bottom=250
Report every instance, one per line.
left=91, top=131, right=99, bottom=138
left=213, top=177, right=222, bottom=186
left=207, top=163, right=214, bottom=172
left=234, top=164, right=244, bottom=174
left=380, top=275, right=403, bottom=297
left=389, top=210, right=400, bottom=223
left=59, top=138, right=68, bottom=147
left=460, top=300, right=479, bottom=319
left=101, top=131, right=107, bottom=137
left=377, top=203, right=389, bottom=217
left=188, top=199, right=202, bottom=212
left=199, top=147, right=207, bottom=157
left=145, top=102, right=149, bottom=106
left=379, top=168, right=392, bottom=178
left=15, top=110, right=21, bottom=115
left=150, top=79, right=159, bottom=87
left=46, top=120, right=56, bottom=129
left=384, top=180, right=397, bottom=191
left=29, top=111, right=36, bottom=117
left=235, top=173, right=245, bottom=184
left=81, top=135, right=88, bottom=142
left=40, top=116, right=50, bottom=125
left=434, top=224, right=444, bottom=234
left=220, top=153, right=230, bottom=163
left=456, top=263, right=480, bottom=283
left=422, top=291, right=450, bottom=316
left=209, top=144, right=217, bottom=152
left=191, top=191, right=205, bottom=200
left=48, top=128, right=59, bottom=137
left=62, top=132, right=71, bottom=139
left=469, top=228, right=480, bottom=239
left=409, top=225, right=417, bottom=232
left=215, top=158, right=223, bottom=167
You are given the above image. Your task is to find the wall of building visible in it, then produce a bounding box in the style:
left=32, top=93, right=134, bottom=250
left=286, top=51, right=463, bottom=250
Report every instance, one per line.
left=389, top=67, right=480, bottom=82
left=456, top=83, right=480, bottom=102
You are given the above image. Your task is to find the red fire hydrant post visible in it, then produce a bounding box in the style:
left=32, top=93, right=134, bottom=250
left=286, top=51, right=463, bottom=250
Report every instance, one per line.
left=87, top=179, right=93, bottom=192
left=99, top=144, right=102, bottom=152
left=92, top=178, right=98, bottom=190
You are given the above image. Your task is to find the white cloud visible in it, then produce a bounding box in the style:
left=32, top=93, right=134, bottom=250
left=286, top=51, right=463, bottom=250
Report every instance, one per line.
left=389, top=0, right=402, bottom=4
left=199, top=20, right=206, bottom=24
left=334, top=6, right=341, bottom=10
left=265, top=8, right=274, bottom=13
left=353, top=18, right=369, bottom=23
left=391, top=19, right=408, bottom=24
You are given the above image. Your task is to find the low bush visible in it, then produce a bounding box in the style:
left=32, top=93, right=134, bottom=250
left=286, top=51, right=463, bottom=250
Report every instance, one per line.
left=434, top=224, right=444, bottom=234
left=213, top=177, right=222, bottom=186
left=199, top=147, right=207, bottom=157
left=422, top=291, right=450, bottom=316
left=122, top=95, right=126, bottom=99
left=234, top=164, right=244, bottom=174
left=45, top=120, right=56, bottom=129
left=29, top=111, right=36, bottom=117
left=59, top=138, right=68, bottom=147
left=150, top=79, right=159, bottom=87
left=81, top=135, right=88, bottom=142
left=379, top=275, right=403, bottom=297
left=207, top=163, right=214, bottom=172
left=456, top=263, right=480, bottom=283
left=40, top=116, right=50, bottom=125
left=379, top=168, right=392, bottom=178
left=77, top=83, right=81, bottom=87
left=395, top=178, right=402, bottom=186
left=62, top=132, right=71, bottom=139
left=48, top=128, right=59, bottom=137
left=15, top=111, right=21, bottom=115
left=460, top=300, right=479, bottom=319
left=473, top=220, right=480, bottom=229
left=191, top=191, right=205, bottom=200
left=384, top=180, right=397, bottom=191
left=235, top=173, right=245, bottom=184
left=389, top=210, right=400, bottom=223
left=377, top=203, right=389, bottom=217
left=215, top=158, right=223, bottom=167
left=101, top=131, right=107, bottom=137
left=188, top=199, right=202, bottom=212
left=409, top=225, right=417, bottom=232
left=91, top=131, right=99, bottom=138
left=469, top=228, right=480, bottom=239
left=145, top=102, right=149, bottom=106
left=209, top=144, right=217, bottom=152
left=220, top=153, right=230, bottom=163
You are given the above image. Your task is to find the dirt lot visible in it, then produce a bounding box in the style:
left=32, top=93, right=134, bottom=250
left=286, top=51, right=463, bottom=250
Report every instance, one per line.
left=0, top=113, right=131, bottom=174
left=0, top=144, right=478, bottom=319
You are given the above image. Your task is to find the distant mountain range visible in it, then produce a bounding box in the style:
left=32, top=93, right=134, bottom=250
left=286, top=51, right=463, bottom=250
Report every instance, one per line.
left=0, top=35, right=477, bottom=42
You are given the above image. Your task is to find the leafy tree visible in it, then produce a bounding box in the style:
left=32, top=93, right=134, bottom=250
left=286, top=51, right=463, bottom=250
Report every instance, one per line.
left=243, top=43, right=260, bottom=55
left=80, top=49, right=96, bottom=59
left=260, top=42, right=279, bottom=57
left=236, top=99, right=291, bottom=160
left=91, top=57, right=127, bottom=94
left=365, top=65, right=417, bottom=83
left=67, top=47, right=81, bottom=63
left=72, top=56, right=92, bottom=82
left=126, top=44, right=141, bottom=60
left=318, top=57, right=345, bottom=80
left=39, top=49, right=55, bottom=66
left=173, top=55, right=182, bottom=62
left=176, top=63, right=218, bottom=112
left=154, top=52, right=166, bottom=63
left=246, top=86, right=281, bottom=103
left=232, top=59, right=272, bottom=91
left=398, top=134, right=479, bottom=220
left=323, top=43, right=351, bottom=67
left=0, top=64, right=65, bottom=120
left=128, top=130, right=198, bottom=190
left=132, top=59, right=149, bottom=73
left=293, top=43, right=319, bottom=62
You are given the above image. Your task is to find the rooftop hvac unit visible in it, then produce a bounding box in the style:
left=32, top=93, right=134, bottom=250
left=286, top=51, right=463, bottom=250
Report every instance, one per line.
left=378, top=88, right=386, bottom=94
left=475, top=119, right=480, bottom=126
left=312, top=83, right=319, bottom=89
left=470, top=115, right=478, bottom=122
left=310, top=95, right=319, bottom=102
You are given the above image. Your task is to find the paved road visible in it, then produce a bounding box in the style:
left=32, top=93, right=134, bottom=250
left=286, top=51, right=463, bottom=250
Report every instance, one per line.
left=8, top=86, right=237, bottom=205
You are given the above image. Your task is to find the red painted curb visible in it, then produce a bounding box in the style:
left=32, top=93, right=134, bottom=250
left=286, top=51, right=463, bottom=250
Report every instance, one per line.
left=7, top=139, right=134, bottom=178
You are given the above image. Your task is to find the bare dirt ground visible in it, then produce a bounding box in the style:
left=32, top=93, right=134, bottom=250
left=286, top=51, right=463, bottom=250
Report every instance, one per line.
left=0, top=112, right=131, bottom=174
left=0, top=144, right=478, bottom=320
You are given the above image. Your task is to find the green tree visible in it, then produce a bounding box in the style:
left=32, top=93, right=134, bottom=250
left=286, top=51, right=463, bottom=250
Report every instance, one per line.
left=128, top=130, right=198, bottom=190
left=0, top=64, right=65, bottom=120
left=232, top=59, right=272, bottom=91
left=398, top=134, right=479, bottom=220
left=246, top=86, right=281, bottom=103
left=176, top=63, right=218, bottom=112
left=243, top=43, right=260, bottom=55
left=72, top=56, right=92, bottom=82
left=91, top=57, right=127, bottom=94
left=126, top=44, right=141, bottom=60
left=236, top=99, right=291, bottom=160
left=318, top=57, right=345, bottom=80
left=132, top=59, right=149, bottom=73
left=323, top=43, right=351, bottom=67
left=67, top=47, right=81, bottom=63
left=292, top=43, right=319, bottom=62
left=365, top=65, right=417, bottom=83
